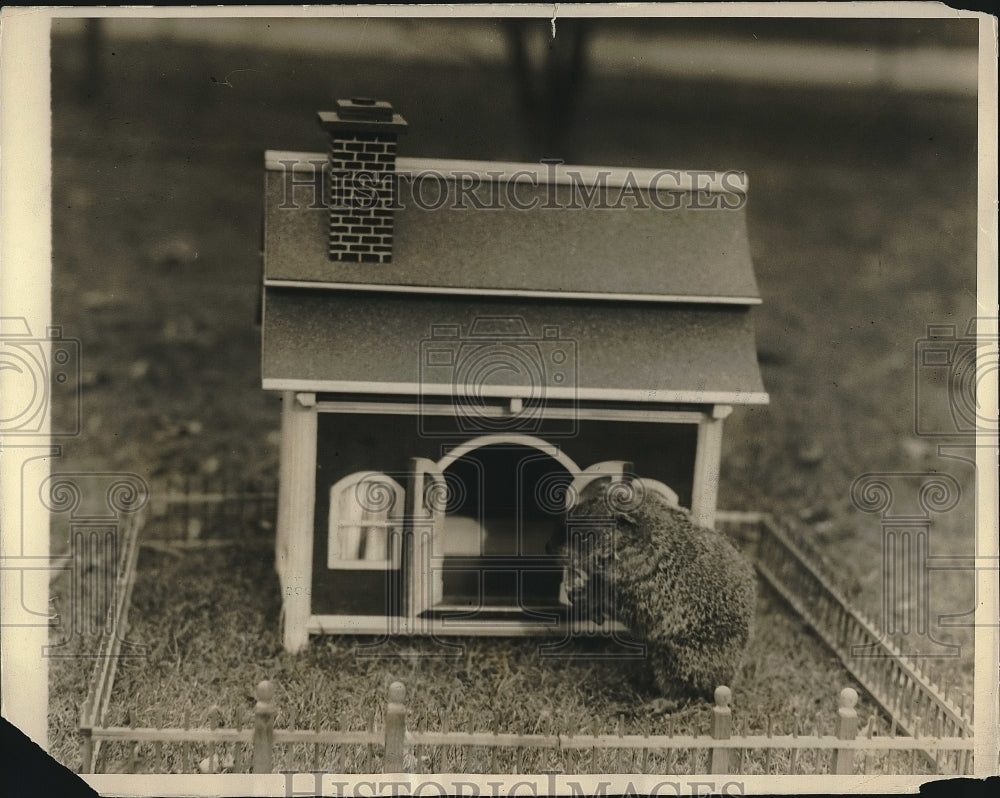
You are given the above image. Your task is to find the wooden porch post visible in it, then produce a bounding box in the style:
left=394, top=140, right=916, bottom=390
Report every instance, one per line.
left=691, top=405, right=730, bottom=529
left=274, top=392, right=293, bottom=582
left=279, top=392, right=317, bottom=653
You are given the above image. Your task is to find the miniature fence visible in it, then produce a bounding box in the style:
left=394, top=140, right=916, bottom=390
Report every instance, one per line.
left=77, top=475, right=276, bottom=771
left=143, top=473, right=278, bottom=545
left=81, top=678, right=973, bottom=775
left=76, top=480, right=975, bottom=775
left=716, top=510, right=974, bottom=768
left=79, top=505, right=147, bottom=774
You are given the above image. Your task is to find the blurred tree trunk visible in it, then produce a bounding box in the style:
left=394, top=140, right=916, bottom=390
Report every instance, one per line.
left=503, top=18, right=590, bottom=161
left=79, top=18, right=103, bottom=103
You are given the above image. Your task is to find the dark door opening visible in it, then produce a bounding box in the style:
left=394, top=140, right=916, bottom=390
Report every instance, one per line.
left=436, top=443, right=571, bottom=614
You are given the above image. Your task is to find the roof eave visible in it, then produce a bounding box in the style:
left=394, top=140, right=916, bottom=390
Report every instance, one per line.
left=261, top=377, right=769, bottom=406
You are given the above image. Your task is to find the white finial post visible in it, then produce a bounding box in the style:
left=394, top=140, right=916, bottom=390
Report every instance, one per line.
left=711, top=685, right=733, bottom=774
left=833, top=687, right=859, bottom=775
left=385, top=681, right=407, bottom=773
left=252, top=680, right=277, bottom=774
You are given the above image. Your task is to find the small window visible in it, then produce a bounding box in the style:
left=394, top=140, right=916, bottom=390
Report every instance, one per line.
left=327, top=471, right=404, bottom=570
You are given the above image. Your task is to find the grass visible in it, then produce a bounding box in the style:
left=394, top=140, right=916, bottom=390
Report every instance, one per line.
left=70, top=540, right=925, bottom=775
left=46, top=22, right=979, bottom=775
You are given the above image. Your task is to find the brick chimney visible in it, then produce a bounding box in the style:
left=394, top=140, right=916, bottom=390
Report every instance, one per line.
left=318, top=98, right=408, bottom=263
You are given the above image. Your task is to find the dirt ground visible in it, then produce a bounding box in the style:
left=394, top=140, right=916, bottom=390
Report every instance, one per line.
left=45, top=19, right=980, bottom=770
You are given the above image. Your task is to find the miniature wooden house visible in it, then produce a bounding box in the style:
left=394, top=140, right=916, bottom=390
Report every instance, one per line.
left=262, top=99, right=768, bottom=652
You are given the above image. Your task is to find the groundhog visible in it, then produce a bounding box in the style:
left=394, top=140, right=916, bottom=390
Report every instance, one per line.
left=557, top=483, right=756, bottom=699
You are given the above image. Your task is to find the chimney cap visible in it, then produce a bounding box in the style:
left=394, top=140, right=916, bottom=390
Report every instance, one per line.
left=318, top=98, right=408, bottom=134
left=337, top=97, right=394, bottom=121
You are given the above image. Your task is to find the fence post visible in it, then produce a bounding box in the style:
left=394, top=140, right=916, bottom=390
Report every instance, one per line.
left=253, top=680, right=277, bottom=774
left=79, top=696, right=94, bottom=774
left=833, top=687, right=858, bottom=775
left=710, top=685, right=732, bottom=774
left=384, top=681, right=407, bottom=773
left=79, top=729, right=95, bottom=775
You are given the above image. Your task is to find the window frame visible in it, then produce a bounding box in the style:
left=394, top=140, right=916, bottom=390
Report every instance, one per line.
left=326, top=470, right=404, bottom=570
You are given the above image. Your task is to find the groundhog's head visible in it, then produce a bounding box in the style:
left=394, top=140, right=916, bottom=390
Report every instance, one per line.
left=565, top=567, right=607, bottom=626
left=552, top=480, right=680, bottom=624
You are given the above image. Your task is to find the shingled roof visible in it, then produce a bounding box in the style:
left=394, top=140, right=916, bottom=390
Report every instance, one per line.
left=264, top=154, right=760, bottom=304
left=261, top=141, right=767, bottom=406
left=262, top=288, right=767, bottom=403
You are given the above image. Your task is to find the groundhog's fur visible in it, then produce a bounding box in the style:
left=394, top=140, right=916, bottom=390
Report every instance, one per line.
left=560, top=487, right=756, bottom=698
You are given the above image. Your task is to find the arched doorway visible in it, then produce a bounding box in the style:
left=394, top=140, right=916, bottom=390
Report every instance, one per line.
left=434, top=436, right=576, bottom=613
